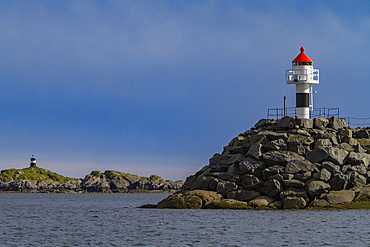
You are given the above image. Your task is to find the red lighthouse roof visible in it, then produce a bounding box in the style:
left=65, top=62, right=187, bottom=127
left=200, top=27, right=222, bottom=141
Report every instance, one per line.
left=292, top=47, right=313, bottom=63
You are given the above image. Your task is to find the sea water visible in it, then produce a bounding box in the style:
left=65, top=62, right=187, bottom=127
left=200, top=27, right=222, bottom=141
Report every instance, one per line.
left=0, top=193, right=369, bottom=246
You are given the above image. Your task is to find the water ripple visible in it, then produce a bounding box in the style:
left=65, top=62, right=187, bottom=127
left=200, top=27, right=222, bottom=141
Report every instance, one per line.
left=0, top=193, right=369, bottom=246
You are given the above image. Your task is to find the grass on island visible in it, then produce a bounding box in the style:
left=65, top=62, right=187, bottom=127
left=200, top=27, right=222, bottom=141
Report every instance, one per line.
left=89, top=170, right=183, bottom=184
left=0, top=167, right=77, bottom=183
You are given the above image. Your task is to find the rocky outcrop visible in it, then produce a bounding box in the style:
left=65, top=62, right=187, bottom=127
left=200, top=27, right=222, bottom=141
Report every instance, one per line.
left=0, top=179, right=82, bottom=193
left=156, top=116, right=370, bottom=209
left=0, top=169, right=183, bottom=193
left=81, top=170, right=183, bottom=192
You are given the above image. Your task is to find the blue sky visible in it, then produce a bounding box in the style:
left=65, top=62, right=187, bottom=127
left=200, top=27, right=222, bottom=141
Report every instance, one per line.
left=0, top=0, right=369, bottom=180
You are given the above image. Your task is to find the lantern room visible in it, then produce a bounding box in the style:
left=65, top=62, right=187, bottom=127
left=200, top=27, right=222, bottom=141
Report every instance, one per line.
left=286, top=47, right=319, bottom=85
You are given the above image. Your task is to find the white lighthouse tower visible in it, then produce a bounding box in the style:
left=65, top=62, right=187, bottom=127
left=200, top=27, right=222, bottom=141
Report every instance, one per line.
left=286, top=47, right=319, bottom=119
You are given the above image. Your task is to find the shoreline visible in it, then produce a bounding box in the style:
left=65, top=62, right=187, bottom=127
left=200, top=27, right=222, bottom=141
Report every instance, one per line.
left=0, top=190, right=177, bottom=194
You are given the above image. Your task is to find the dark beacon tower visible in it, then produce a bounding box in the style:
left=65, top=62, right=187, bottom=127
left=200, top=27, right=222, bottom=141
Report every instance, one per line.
left=30, top=155, right=36, bottom=167
left=286, top=47, right=319, bottom=119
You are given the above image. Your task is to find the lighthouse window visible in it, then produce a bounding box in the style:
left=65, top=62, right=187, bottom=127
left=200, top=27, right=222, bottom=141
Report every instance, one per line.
left=295, top=62, right=312, bottom=66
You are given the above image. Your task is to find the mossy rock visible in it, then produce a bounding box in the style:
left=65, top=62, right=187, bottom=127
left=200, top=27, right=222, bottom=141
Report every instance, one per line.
left=90, top=170, right=103, bottom=177
left=149, top=174, right=164, bottom=181
left=156, top=190, right=223, bottom=209
left=205, top=199, right=252, bottom=209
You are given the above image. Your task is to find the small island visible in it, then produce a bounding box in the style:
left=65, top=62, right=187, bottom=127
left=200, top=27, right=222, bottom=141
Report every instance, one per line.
left=0, top=166, right=183, bottom=193
left=149, top=117, right=370, bottom=210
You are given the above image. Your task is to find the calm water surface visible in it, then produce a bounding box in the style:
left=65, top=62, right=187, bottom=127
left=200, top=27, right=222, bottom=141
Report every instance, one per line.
left=0, top=193, right=369, bottom=246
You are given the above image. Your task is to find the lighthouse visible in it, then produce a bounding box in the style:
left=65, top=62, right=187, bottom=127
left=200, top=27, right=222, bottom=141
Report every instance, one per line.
left=30, top=155, right=36, bottom=167
left=286, top=47, right=319, bottom=119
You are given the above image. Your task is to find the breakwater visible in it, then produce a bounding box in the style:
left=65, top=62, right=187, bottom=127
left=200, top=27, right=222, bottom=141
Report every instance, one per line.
left=155, top=116, right=370, bottom=209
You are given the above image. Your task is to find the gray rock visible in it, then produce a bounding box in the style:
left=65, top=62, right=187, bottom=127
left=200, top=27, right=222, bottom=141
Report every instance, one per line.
left=259, top=179, right=283, bottom=198
left=283, top=174, right=295, bottom=180
left=347, top=152, right=369, bottom=166
left=348, top=172, right=367, bottom=188
left=338, top=129, right=352, bottom=138
left=280, top=187, right=308, bottom=201
left=226, top=189, right=261, bottom=202
left=288, top=141, right=306, bottom=155
left=211, top=172, right=233, bottom=181
left=248, top=196, right=275, bottom=207
left=321, top=161, right=340, bottom=173
left=343, top=165, right=367, bottom=176
left=329, top=173, right=349, bottom=190
left=190, top=176, right=213, bottom=190
left=263, top=151, right=303, bottom=166
left=227, top=164, right=238, bottom=176
left=354, top=144, right=366, bottom=153
left=247, top=144, right=263, bottom=159
left=209, top=154, right=228, bottom=172
left=287, top=134, right=312, bottom=144
left=314, top=139, right=332, bottom=149
left=309, top=198, right=330, bottom=207
left=249, top=134, right=269, bottom=146
left=289, top=129, right=311, bottom=137
left=325, top=147, right=349, bottom=165
left=306, top=147, right=348, bottom=165
left=229, top=145, right=249, bottom=155
left=305, top=147, right=328, bottom=164
left=283, top=196, right=307, bottom=209
left=305, top=179, right=331, bottom=197
left=277, top=116, right=294, bottom=129
left=254, top=119, right=273, bottom=129
left=182, top=175, right=197, bottom=191
left=323, top=190, right=356, bottom=204
left=216, top=181, right=238, bottom=196
left=314, top=117, right=329, bottom=129
left=220, top=154, right=244, bottom=166
left=282, top=179, right=305, bottom=188
left=196, top=166, right=212, bottom=178
left=268, top=174, right=284, bottom=183
left=285, top=159, right=317, bottom=174
left=341, top=136, right=359, bottom=146
left=240, top=174, right=263, bottom=190
left=339, top=143, right=355, bottom=152
left=328, top=117, right=347, bottom=130
left=257, top=131, right=288, bottom=141
left=82, top=175, right=111, bottom=192
left=238, top=158, right=266, bottom=175
left=297, top=118, right=314, bottom=129
left=294, top=172, right=312, bottom=182
left=110, top=176, right=130, bottom=191
left=273, top=200, right=283, bottom=209
left=156, top=190, right=223, bottom=209
left=262, top=165, right=284, bottom=180
left=313, top=168, right=331, bottom=182
left=315, top=131, right=336, bottom=141
left=263, top=139, right=287, bottom=151
left=355, top=129, right=370, bottom=139
left=208, top=178, right=220, bottom=191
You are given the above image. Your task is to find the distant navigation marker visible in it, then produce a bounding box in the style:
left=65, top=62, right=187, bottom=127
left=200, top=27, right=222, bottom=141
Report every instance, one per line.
left=286, top=47, right=319, bottom=119
left=30, top=155, right=36, bottom=167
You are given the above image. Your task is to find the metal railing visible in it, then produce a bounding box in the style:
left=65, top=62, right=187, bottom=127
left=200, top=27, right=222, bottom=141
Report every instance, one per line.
left=285, top=69, right=319, bottom=83
left=267, top=107, right=295, bottom=119
left=267, top=107, right=340, bottom=119
left=346, top=117, right=370, bottom=127
left=310, top=108, right=340, bottom=119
